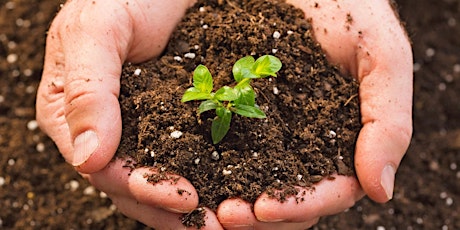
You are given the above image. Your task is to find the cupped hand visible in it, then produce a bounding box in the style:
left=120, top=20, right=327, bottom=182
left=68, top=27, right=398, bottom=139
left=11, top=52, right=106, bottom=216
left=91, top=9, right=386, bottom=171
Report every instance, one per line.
left=36, top=0, right=222, bottom=228
left=217, top=0, right=413, bottom=229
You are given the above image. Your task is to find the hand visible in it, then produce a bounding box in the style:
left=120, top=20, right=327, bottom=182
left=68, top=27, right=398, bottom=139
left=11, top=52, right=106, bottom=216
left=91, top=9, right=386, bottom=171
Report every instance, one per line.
left=217, top=0, right=413, bottom=229
left=36, top=0, right=223, bottom=228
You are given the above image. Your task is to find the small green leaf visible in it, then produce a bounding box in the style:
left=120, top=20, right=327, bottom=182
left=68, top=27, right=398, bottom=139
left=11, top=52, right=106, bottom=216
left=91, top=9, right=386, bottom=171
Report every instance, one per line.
left=252, top=55, right=282, bottom=78
left=198, top=100, right=218, bottom=114
left=234, top=82, right=255, bottom=106
left=215, top=106, right=226, bottom=118
left=193, top=65, right=213, bottom=93
left=232, top=56, right=255, bottom=82
left=214, top=86, right=240, bottom=102
left=211, top=108, right=232, bottom=144
left=181, top=88, right=212, bottom=102
left=232, top=104, right=266, bottom=118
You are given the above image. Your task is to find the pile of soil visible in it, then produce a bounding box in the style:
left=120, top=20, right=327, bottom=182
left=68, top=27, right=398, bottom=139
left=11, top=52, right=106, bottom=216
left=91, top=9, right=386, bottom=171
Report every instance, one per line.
left=116, top=0, right=360, bottom=217
left=1, top=0, right=459, bottom=229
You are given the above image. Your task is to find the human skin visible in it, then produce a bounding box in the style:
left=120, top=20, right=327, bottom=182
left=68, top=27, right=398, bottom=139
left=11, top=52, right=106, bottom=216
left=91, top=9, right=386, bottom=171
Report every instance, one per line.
left=36, top=0, right=412, bottom=229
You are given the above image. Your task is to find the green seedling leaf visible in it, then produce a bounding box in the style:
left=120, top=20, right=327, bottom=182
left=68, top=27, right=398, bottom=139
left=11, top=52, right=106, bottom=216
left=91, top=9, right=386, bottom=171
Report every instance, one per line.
left=193, top=65, right=213, bottom=93
left=181, top=87, right=212, bottom=102
left=198, top=100, right=218, bottom=114
left=252, top=55, right=282, bottom=78
left=232, top=56, right=257, bottom=82
left=234, top=82, right=255, bottom=106
left=212, top=108, right=232, bottom=144
left=214, top=86, right=240, bottom=101
left=232, top=104, right=266, bottom=118
left=215, top=106, right=226, bottom=118
left=181, top=54, right=282, bottom=144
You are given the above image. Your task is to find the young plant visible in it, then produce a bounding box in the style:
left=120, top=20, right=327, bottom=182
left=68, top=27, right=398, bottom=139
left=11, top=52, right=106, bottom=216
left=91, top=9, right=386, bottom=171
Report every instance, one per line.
left=181, top=55, right=282, bottom=144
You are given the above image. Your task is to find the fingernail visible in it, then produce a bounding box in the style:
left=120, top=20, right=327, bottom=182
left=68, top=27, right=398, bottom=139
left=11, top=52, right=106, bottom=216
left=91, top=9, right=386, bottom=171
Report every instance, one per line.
left=380, top=164, right=396, bottom=200
left=226, top=225, right=254, bottom=230
left=72, top=130, right=99, bottom=166
left=163, top=207, right=190, bottom=214
left=258, top=218, right=285, bottom=223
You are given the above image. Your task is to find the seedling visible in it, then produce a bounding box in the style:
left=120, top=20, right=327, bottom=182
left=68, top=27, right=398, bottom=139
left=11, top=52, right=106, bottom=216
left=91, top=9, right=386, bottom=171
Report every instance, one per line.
left=182, top=55, right=282, bottom=144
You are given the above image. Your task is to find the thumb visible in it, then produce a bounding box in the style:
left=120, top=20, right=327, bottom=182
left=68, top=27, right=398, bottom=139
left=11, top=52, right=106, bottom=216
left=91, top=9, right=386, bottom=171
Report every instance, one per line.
left=37, top=0, right=195, bottom=174
left=59, top=1, right=139, bottom=173
left=38, top=1, right=132, bottom=174
left=353, top=12, right=413, bottom=203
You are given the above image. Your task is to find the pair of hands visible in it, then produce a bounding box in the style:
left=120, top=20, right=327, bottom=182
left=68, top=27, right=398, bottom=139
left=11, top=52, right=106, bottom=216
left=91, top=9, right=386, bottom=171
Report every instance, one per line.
left=36, top=0, right=413, bottom=229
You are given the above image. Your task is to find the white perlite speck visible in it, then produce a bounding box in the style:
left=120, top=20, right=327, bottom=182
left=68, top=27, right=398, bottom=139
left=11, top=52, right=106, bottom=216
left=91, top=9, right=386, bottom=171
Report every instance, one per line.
left=0, top=177, right=5, bottom=186
left=327, top=130, right=337, bottom=138
left=211, top=151, right=220, bottom=160
left=413, top=62, right=421, bottom=72
left=170, top=130, right=183, bottom=139
left=24, top=69, right=33, bottom=77
left=446, top=197, right=453, bottom=206
left=83, top=186, right=96, bottom=196
left=453, top=64, right=460, bottom=73
left=100, top=191, right=108, bottom=198
left=36, top=143, right=45, bottom=153
left=68, top=180, right=79, bottom=192
left=222, top=169, right=232, bottom=175
left=27, top=120, right=38, bottom=131
left=134, top=69, right=142, bottom=76
left=273, top=31, right=281, bottom=39
left=5, top=1, right=15, bottom=9
left=184, top=53, right=196, bottom=59
left=6, top=54, right=18, bottom=63
left=448, top=17, right=457, bottom=27
left=174, top=56, right=183, bottom=62
left=425, top=48, right=435, bottom=57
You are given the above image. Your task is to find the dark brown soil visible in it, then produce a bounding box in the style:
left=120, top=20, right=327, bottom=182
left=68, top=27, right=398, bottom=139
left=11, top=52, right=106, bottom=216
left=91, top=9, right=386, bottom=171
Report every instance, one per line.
left=116, top=0, right=360, bottom=216
left=1, top=0, right=459, bottom=229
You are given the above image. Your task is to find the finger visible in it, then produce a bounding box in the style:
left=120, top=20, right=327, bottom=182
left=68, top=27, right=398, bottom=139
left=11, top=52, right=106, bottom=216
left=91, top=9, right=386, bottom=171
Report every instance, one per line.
left=218, top=199, right=318, bottom=230
left=86, top=159, right=199, bottom=213
left=253, top=175, right=364, bottom=222
left=355, top=61, right=412, bottom=203
left=112, top=195, right=222, bottom=230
